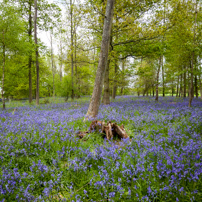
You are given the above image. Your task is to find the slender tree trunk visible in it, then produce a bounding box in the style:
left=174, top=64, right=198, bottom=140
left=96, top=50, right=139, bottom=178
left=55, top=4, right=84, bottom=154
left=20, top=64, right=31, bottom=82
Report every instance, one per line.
left=34, top=0, right=39, bottom=105
left=85, top=0, right=115, bottom=119
left=120, top=59, right=125, bottom=95
left=195, top=75, right=198, bottom=98
left=70, top=0, right=74, bottom=100
left=189, top=60, right=194, bottom=107
left=74, top=24, right=79, bottom=98
left=162, top=56, right=165, bottom=96
left=59, top=39, right=63, bottom=82
left=184, top=66, right=186, bottom=97
left=180, top=73, right=182, bottom=97
left=176, top=75, right=179, bottom=97
left=189, top=0, right=197, bottom=107
left=102, top=59, right=110, bottom=105
left=199, top=73, right=202, bottom=100
left=155, top=56, right=161, bottom=101
left=28, top=0, right=32, bottom=103
left=2, top=31, right=6, bottom=110
left=112, top=61, right=118, bottom=99
left=172, top=82, right=174, bottom=97
left=50, top=34, right=55, bottom=97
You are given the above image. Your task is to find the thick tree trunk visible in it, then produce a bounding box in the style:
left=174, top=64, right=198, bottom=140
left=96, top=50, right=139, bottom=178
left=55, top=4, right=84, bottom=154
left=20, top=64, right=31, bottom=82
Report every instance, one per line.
left=28, top=0, right=32, bottom=104
left=34, top=0, right=39, bottom=105
left=102, top=59, right=110, bottom=105
left=85, top=0, right=115, bottom=119
left=155, top=56, right=161, bottom=101
left=2, top=31, right=6, bottom=110
left=70, top=0, right=74, bottom=100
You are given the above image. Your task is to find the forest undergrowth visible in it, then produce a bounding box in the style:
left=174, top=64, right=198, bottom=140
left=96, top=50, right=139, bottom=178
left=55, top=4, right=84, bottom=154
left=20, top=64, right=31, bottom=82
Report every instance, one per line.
left=0, top=96, right=202, bottom=202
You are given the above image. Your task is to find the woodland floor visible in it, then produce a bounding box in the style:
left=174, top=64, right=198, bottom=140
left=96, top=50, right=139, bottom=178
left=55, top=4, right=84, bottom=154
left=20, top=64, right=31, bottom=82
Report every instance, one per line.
left=0, top=96, right=202, bottom=201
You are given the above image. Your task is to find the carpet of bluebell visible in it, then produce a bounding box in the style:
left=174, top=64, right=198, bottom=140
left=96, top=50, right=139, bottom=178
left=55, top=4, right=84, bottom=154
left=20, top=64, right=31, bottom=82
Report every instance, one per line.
left=0, top=96, right=202, bottom=202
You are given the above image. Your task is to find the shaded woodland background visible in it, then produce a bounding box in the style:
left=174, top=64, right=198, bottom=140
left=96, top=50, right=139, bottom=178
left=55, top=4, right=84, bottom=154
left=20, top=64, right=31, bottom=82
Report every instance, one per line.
left=0, top=0, right=202, bottom=108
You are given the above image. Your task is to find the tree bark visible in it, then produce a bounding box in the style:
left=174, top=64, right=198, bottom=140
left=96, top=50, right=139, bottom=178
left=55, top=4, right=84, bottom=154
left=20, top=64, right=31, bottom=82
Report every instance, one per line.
left=189, top=0, right=197, bottom=107
left=155, top=56, right=161, bottom=101
left=189, top=60, right=194, bottom=107
left=172, top=80, right=174, bottom=97
left=120, top=59, right=125, bottom=95
left=34, top=0, right=39, bottom=105
left=102, top=59, right=110, bottom=105
left=74, top=23, right=80, bottom=98
left=59, top=39, right=63, bottom=82
left=179, top=72, right=182, bottom=97
left=199, top=74, right=202, bottom=100
left=176, top=75, right=179, bottom=97
left=184, top=66, right=186, bottom=97
left=28, top=0, right=32, bottom=104
left=85, top=0, right=115, bottom=120
left=162, top=56, right=165, bottom=96
left=50, top=33, right=55, bottom=97
left=195, top=75, right=198, bottom=98
left=112, top=60, right=118, bottom=99
left=2, top=31, right=6, bottom=110
left=70, top=0, right=74, bottom=100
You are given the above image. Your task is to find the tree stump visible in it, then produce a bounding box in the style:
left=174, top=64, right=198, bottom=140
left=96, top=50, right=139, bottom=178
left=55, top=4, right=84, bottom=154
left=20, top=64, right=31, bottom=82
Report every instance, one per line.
left=75, top=120, right=129, bottom=140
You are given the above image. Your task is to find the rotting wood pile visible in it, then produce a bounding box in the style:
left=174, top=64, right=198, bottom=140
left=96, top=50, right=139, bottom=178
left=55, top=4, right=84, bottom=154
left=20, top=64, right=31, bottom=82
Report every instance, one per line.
left=75, top=120, right=129, bottom=140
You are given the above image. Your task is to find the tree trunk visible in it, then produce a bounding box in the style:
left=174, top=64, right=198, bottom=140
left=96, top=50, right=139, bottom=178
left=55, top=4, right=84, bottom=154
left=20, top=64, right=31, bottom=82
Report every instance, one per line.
left=102, top=59, right=110, bottom=105
left=199, top=74, right=202, bottom=100
left=184, top=66, right=186, bottom=97
left=153, top=85, right=155, bottom=97
left=50, top=33, right=55, bottom=97
left=195, top=75, right=198, bottom=98
left=85, top=0, right=115, bottom=120
left=155, top=56, right=161, bottom=101
left=162, top=56, right=165, bottom=96
left=70, top=0, right=74, bottom=100
left=28, top=0, right=32, bottom=104
left=189, top=60, right=194, bottom=107
left=189, top=0, right=197, bottom=107
left=74, top=23, right=80, bottom=98
left=180, top=73, right=182, bottom=97
left=59, top=38, right=63, bottom=82
left=2, top=31, right=6, bottom=110
left=176, top=75, right=179, bottom=97
left=102, top=32, right=112, bottom=105
left=34, top=0, right=39, bottom=105
left=120, top=59, right=125, bottom=95
left=112, top=61, right=118, bottom=99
